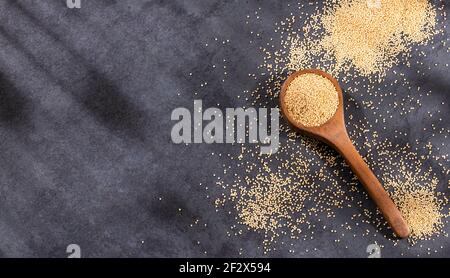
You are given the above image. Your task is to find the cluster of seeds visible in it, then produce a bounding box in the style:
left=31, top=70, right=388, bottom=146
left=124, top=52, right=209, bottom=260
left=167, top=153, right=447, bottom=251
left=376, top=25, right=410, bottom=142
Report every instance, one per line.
left=284, top=73, right=339, bottom=127
left=234, top=169, right=308, bottom=236
left=381, top=156, right=448, bottom=242
left=392, top=186, right=445, bottom=240
left=320, top=0, right=437, bottom=77
left=281, top=0, right=438, bottom=80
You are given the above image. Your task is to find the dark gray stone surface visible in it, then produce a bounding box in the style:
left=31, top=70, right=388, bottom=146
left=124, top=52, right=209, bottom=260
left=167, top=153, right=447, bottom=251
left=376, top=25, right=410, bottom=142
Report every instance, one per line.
left=0, top=0, right=448, bottom=257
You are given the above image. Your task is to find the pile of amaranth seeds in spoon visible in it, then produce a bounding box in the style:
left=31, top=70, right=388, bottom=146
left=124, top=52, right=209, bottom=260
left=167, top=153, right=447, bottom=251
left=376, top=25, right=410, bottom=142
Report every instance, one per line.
left=284, top=73, right=339, bottom=127
left=189, top=0, right=449, bottom=256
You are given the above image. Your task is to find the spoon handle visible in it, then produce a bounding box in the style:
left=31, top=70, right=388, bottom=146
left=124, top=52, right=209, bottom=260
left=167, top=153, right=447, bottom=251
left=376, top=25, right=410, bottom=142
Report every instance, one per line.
left=331, top=132, right=410, bottom=238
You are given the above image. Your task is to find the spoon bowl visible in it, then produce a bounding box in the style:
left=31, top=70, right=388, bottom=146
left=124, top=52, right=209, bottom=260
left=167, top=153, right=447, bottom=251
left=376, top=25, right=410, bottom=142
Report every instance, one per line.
left=279, top=69, right=410, bottom=238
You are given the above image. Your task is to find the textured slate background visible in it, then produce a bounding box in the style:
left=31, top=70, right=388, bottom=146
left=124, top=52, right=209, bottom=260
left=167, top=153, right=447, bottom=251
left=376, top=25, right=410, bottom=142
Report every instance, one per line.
left=0, top=0, right=448, bottom=257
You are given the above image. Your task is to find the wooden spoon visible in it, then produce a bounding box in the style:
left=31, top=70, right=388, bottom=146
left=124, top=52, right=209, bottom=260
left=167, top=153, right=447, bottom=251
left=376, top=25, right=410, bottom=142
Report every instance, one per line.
left=279, top=69, right=410, bottom=238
